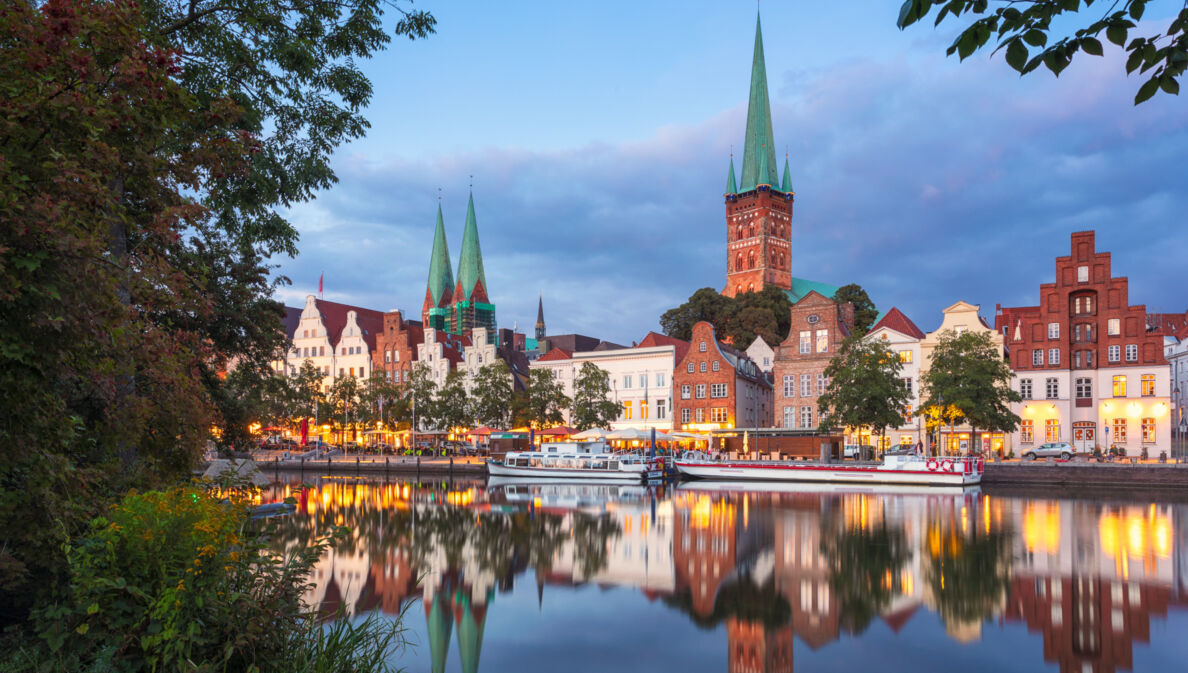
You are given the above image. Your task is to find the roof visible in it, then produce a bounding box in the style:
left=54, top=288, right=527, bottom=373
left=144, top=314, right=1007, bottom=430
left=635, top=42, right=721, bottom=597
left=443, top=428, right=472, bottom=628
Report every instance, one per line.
left=426, top=204, right=454, bottom=307
left=738, top=12, right=781, bottom=192
left=785, top=277, right=841, bottom=304
left=541, top=334, right=603, bottom=354
left=1148, top=311, right=1188, bottom=337
left=725, top=156, right=737, bottom=194
left=536, top=347, right=573, bottom=362
left=282, top=306, right=302, bottom=340
left=870, top=307, right=925, bottom=339
left=591, top=340, right=628, bottom=351
left=314, top=298, right=384, bottom=350
left=455, top=192, right=487, bottom=301
left=636, top=331, right=691, bottom=363
left=780, top=155, right=792, bottom=192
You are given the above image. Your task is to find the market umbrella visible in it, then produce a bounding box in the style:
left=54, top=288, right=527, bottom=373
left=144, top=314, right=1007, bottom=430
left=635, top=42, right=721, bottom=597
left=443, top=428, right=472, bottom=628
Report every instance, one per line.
left=538, top=426, right=577, bottom=437
left=572, top=428, right=610, bottom=440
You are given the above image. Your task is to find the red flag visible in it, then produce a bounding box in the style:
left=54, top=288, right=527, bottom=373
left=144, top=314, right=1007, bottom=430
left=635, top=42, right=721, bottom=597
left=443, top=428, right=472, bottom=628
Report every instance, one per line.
left=318, top=273, right=323, bottom=296
left=300, top=418, right=309, bottom=446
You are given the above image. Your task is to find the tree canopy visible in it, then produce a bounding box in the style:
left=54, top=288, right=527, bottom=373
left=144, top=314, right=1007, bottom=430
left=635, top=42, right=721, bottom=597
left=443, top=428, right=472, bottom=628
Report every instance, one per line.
left=898, top=0, right=1187, bottom=104
left=470, top=361, right=514, bottom=428
left=919, top=329, right=1021, bottom=453
left=660, top=286, right=792, bottom=347
left=571, top=363, right=620, bottom=431
left=832, top=284, right=879, bottom=335
left=524, top=369, right=571, bottom=429
left=817, top=336, right=912, bottom=439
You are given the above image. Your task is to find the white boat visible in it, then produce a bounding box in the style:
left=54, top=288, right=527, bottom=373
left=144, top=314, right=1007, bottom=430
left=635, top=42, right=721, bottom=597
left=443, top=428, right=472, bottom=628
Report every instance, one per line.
left=487, top=440, right=665, bottom=482
left=674, top=450, right=983, bottom=487
left=675, top=479, right=981, bottom=498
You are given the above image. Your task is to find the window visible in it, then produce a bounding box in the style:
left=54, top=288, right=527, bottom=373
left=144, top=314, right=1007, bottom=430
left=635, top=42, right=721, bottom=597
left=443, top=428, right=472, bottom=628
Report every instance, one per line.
left=783, top=407, right=796, bottom=428
left=1020, top=379, right=1033, bottom=399
left=1125, top=344, right=1138, bottom=362
left=623, top=401, right=632, bottom=420
left=1021, top=420, right=1034, bottom=443
left=699, top=362, right=707, bottom=373
left=903, top=377, right=913, bottom=394
left=1108, top=345, right=1120, bottom=363
left=1074, top=351, right=1081, bottom=368
left=817, top=373, right=826, bottom=394
left=800, top=406, right=813, bottom=429
left=1112, top=418, right=1127, bottom=442
left=1142, top=418, right=1155, bottom=443
left=1046, top=378, right=1059, bottom=399
left=656, top=373, right=665, bottom=387
left=656, top=400, right=666, bottom=419
left=800, top=374, right=810, bottom=397
left=687, top=362, right=695, bottom=373
left=1048, top=322, right=1060, bottom=339
left=1077, top=265, right=1088, bottom=282
left=898, top=350, right=913, bottom=364
left=1141, top=374, right=1155, bottom=396
left=710, top=383, right=728, bottom=398
left=712, top=360, right=720, bottom=372
left=385, top=351, right=391, bottom=363
left=1045, top=419, right=1060, bottom=442
left=799, top=331, right=810, bottom=354
left=1108, top=318, right=1120, bottom=336
left=623, top=375, right=633, bottom=389
left=681, top=384, right=691, bottom=399
left=1032, top=350, right=1043, bottom=366
left=783, top=375, right=795, bottom=398
left=710, top=408, right=728, bottom=423
left=1075, top=377, right=1092, bottom=399
left=695, top=408, right=704, bottom=423
left=816, top=329, right=829, bottom=353
left=1074, top=296, right=1094, bottom=314
left=681, top=408, right=690, bottom=424
left=338, top=368, right=344, bottom=376
left=699, top=341, right=707, bottom=352
left=696, top=384, right=706, bottom=399
left=640, top=402, right=649, bottom=420
left=303, top=329, right=309, bottom=338
left=1113, top=375, right=1127, bottom=397
left=1048, top=348, right=1060, bottom=366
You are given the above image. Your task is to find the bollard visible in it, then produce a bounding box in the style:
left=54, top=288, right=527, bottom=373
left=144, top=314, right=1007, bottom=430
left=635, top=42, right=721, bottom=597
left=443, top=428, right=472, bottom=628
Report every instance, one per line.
left=327, top=457, right=331, bottom=473
left=450, top=455, right=454, bottom=476
left=416, top=455, right=420, bottom=474
left=300, top=457, right=305, bottom=473
left=386, top=456, right=390, bottom=473
left=356, top=456, right=360, bottom=474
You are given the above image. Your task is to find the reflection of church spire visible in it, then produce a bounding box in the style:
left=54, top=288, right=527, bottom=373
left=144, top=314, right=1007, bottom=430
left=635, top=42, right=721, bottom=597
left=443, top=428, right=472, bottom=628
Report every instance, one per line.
left=455, top=589, right=492, bottom=673
left=426, top=593, right=453, bottom=673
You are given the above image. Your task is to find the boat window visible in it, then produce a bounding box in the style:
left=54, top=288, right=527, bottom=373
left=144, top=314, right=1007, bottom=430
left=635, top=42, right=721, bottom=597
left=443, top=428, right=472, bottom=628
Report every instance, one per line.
left=609, top=461, right=619, bottom=470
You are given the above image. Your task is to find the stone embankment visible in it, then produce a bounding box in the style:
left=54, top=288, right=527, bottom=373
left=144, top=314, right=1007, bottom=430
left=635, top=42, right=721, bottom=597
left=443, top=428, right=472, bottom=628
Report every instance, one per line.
left=257, top=454, right=487, bottom=477
left=983, top=461, right=1188, bottom=489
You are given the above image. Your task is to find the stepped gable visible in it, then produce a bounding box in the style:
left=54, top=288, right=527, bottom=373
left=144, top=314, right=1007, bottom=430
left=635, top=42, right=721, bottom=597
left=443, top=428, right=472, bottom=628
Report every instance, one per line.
left=636, top=331, right=691, bottom=363
left=870, top=307, right=925, bottom=339
left=315, top=298, right=383, bottom=350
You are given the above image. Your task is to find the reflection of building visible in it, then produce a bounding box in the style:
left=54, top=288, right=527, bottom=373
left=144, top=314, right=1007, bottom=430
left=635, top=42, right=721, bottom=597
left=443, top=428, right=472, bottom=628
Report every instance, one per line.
left=727, top=619, right=792, bottom=673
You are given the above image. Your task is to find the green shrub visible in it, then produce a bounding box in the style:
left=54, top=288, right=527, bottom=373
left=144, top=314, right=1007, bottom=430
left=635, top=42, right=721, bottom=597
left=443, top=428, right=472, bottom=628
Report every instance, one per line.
left=15, top=485, right=405, bottom=672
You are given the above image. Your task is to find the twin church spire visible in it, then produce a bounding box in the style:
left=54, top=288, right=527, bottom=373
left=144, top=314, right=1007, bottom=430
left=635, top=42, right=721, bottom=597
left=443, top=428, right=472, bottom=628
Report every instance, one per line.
left=423, top=191, right=496, bottom=334
left=725, top=12, right=793, bottom=195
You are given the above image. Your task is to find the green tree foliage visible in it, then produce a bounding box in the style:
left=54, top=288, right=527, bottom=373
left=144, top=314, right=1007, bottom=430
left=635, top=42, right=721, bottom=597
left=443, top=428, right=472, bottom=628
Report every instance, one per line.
left=357, top=371, right=404, bottom=429
left=470, top=361, right=513, bottom=428
left=919, top=329, right=1021, bottom=453
left=290, top=360, right=328, bottom=424
left=327, top=375, right=361, bottom=441
left=898, top=0, right=1187, bottom=105
left=821, top=516, right=910, bottom=634
left=660, top=286, right=791, bottom=346
left=435, top=369, right=472, bottom=431
left=405, top=363, right=438, bottom=432
left=525, top=369, right=571, bottom=429
left=818, top=336, right=912, bottom=440
left=571, top=363, right=620, bottom=431
left=832, top=283, right=878, bottom=335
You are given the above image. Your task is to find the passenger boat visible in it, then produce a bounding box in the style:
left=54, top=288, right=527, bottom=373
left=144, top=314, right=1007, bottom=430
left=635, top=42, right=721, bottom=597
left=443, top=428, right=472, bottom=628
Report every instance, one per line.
left=675, top=479, right=980, bottom=498
left=674, top=449, right=983, bottom=486
left=487, top=440, right=665, bottom=482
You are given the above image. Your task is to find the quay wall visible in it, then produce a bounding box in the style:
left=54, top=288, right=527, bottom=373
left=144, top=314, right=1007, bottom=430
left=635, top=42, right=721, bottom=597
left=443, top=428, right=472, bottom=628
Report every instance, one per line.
left=256, top=455, right=486, bottom=477
left=982, top=462, right=1188, bottom=489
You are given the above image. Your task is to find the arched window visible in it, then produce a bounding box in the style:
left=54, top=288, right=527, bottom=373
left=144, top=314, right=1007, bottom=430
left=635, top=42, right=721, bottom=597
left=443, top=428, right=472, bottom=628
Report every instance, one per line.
left=748, top=283, right=754, bottom=292
left=748, top=224, right=754, bottom=238
left=736, top=253, right=743, bottom=272
left=747, top=251, right=755, bottom=269
left=736, top=224, right=743, bottom=240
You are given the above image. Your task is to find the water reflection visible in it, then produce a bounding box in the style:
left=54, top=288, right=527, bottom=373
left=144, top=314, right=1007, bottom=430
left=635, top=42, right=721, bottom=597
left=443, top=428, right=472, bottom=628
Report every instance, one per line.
left=263, top=476, right=1188, bottom=673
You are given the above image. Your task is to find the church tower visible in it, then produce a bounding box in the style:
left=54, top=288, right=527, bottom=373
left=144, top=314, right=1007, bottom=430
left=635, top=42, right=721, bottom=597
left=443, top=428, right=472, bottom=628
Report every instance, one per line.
left=449, top=191, right=497, bottom=334
left=535, top=293, right=546, bottom=343
left=723, top=12, right=794, bottom=298
left=422, top=203, right=454, bottom=330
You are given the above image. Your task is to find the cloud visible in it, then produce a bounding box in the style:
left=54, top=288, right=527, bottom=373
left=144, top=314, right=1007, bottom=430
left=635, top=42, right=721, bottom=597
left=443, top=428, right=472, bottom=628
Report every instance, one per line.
left=274, top=46, right=1188, bottom=345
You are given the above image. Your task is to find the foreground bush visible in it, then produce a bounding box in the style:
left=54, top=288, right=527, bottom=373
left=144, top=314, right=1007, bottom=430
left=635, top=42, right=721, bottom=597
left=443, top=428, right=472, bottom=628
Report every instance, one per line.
left=10, top=486, right=405, bottom=672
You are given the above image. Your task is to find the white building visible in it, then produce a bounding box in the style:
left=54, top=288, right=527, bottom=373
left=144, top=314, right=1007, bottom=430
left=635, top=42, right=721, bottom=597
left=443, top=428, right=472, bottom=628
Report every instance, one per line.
left=1165, top=336, right=1188, bottom=443
left=923, top=301, right=1007, bottom=455
left=281, top=294, right=383, bottom=392
left=859, top=307, right=926, bottom=450
left=746, top=336, right=775, bottom=374
left=415, top=327, right=468, bottom=388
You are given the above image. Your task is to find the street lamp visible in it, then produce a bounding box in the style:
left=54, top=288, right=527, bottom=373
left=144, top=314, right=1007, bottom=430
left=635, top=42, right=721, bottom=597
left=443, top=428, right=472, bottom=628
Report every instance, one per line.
left=1174, top=386, right=1181, bottom=465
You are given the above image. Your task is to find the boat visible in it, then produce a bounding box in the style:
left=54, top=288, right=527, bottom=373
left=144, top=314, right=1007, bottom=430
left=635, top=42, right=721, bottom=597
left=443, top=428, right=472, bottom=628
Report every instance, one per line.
left=487, top=479, right=652, bottom=511
left=675, top=479, right=981, bottom=498
left=487, top=440, right=665, bottom=482
left=674, top=449, right=983, bottom=486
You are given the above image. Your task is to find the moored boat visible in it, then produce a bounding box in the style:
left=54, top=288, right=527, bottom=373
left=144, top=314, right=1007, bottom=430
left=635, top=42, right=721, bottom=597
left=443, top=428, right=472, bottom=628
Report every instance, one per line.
left=487, top=440, right=665, bottom=482
left=674, top=449, right=983, bottom=486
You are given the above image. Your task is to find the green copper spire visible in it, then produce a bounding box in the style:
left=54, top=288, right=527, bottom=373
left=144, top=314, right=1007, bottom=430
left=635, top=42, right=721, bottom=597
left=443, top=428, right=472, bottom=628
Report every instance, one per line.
left=726, top=155, right=738, bottom=194
left=455, top=192, right=487, bottom=300
left=781, top=155, right=792, bottom=192
left=739, top=12, right=780, bottom=192
left=426, top=204, right=454, bottom=306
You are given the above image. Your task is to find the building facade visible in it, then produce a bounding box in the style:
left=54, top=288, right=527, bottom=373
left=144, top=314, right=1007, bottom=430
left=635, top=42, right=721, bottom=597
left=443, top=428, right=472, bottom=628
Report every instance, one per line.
left=772, top=292, right=853, bottom=430
left=746, top=336, right=776, bottom=374
left=996, top=231, right=1173, bottom=457
left=283, top=294, right=382, bottom=392
left=372, top=309, right=424, bottom=385
left=859, top=307, right=926, bottom=450
left=673, top=321, right=772, bottom=431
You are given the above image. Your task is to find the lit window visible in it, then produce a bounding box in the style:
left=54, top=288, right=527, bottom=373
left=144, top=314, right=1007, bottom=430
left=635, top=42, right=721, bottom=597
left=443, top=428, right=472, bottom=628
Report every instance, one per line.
left=1108, top=319, right=1120, bottom=336
left=640, top=402, right=649, bottom=420
left=799, top=331, right=810, bottom=354
left=1021, top=420, right=1034, bottom=443
left=1112, top=418, right=1127, bottom=442
left=1075, top=377, right=1091, bottom=399
left=816, top=329, right=829, bottom=353
left=623, top=401, right=632, bottom=420
left=1020, top=379, right=1033, bottom=399
left=1077, top=265, right=1088, bottom=282
left=1048, top=348, right=1060, bottom=366
left=1113, top=375, right=1127, bottom=397
left=710, top=408, right=728, bottom=423
left=1045, top=419, right=1060, bottom=442
left=783, top=375, right=795, bottom=398
left=1141, top=374, right=1155, bottom=396
left=1142, top=418, right=1155, bottom=443
left=1125, top=344, right=1138, bottom=362
left=1108, top=345, right=1120, bottom=363
left=696, top=384, right=706, bottom=399
left=1048, top=323, right=1060, bottom=339
left=1046, top=378, right=1059, bottom=399
left=898, top=350, right=912, bottom=364
left=695, top=408, right=704, bottom=423
left=1033, top=350, right=1043, bottom=366
left=681, top=384, right=691, bottom=399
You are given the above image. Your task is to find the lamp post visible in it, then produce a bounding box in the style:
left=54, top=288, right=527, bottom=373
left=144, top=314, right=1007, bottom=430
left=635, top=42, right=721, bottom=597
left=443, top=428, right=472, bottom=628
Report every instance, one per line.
left=1174, top=386, right=1181, bottom=465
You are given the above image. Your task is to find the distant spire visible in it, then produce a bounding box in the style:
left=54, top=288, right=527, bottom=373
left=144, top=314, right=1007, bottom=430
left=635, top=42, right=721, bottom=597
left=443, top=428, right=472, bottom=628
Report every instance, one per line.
left=455, top=191, right=487, bottom=300
left=426, top=203, right=454, bottom=306
left=739, top=11, right=780, bottom=191
left=535, top=293, right=546, bottom=343
left=726, top=154, right=738, bottom=194
left=780, top=154, right=792, bottom=192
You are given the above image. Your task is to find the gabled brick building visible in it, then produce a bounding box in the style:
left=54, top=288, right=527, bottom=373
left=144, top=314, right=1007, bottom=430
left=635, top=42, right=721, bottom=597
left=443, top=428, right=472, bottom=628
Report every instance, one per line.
left=673, top=321, right=772, bottom=430
left=772, top=292, right=853, bottom=430
left=372, top=309, right=424, bottom=385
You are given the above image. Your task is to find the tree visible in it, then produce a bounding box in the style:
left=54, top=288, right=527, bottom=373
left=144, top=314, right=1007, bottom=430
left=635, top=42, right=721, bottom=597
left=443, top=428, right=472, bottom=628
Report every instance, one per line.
left=919, top=329, right=1021, bottom=455
left=524, top=369, right=571, bottom=429
left=470, top=361, right=513, bottom=428
left=290, top=360, right=328, bottom=425
left=897, top=0, right=1187, bottom=105
left=327, top=376, right=362, bottom=442
left=571, top=363, right=620, bottom=431
left=817, top=336, right=912, bottom=445
left=358, top=371, right=403, bottom=430
left=832, top=284, right=878, bottom=335
left=435, top=369, right=472, bottom=432
left=660, top=288, right=737, bottom=341
left=660, top=285, right=791, bottom=346
left=405, top=363, right=438, bottom=432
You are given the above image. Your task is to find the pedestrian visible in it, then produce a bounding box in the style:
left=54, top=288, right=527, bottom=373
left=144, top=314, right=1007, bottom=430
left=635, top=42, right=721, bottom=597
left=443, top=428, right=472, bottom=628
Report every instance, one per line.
left=914, top=440, right=923, bottom=457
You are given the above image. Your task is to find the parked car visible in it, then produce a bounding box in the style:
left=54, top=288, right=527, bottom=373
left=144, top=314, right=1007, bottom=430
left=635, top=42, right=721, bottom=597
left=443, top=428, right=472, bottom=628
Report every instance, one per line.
left=843, top=444, right=873, bottom=460
left=1021, top=442, right=1077, bottom=461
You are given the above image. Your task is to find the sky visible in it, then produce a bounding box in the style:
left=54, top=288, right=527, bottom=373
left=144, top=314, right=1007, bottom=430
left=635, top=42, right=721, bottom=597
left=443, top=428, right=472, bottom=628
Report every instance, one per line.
left=275, top=0, right=1188, bottom=346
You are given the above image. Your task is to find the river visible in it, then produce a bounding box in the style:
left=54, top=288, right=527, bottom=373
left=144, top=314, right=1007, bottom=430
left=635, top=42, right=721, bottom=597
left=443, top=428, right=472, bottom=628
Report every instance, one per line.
left=264, top=475, right=1188, bottom=673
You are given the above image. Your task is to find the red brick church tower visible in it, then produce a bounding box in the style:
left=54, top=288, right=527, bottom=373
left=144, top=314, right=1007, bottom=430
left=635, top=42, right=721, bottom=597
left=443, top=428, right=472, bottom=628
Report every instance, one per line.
left=723, top=12, right=794, bottom=298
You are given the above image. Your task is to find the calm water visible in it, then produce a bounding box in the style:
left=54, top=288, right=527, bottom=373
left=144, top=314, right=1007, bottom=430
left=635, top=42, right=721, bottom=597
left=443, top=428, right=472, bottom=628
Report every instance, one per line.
left=264, top=475, right=1188, bottom=673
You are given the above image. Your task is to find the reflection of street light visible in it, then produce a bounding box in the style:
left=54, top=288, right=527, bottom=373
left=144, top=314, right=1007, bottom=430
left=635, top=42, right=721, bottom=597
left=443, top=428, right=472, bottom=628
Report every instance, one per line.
left=1174, top=386, right=1182, bottom=464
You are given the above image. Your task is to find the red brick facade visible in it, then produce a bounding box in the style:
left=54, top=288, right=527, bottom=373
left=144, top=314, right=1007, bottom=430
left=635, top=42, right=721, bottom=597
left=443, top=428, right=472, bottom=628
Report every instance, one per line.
left=723, top=187, right=793, bottom=297
left=372, top=310, right=423, bottom=385
left=772, top=292, right=854, bottom=429
left=673, top=321, right=772, bottom=430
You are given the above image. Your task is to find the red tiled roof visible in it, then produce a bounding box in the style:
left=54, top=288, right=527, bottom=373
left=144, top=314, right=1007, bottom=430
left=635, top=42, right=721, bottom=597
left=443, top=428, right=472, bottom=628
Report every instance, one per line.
left=315, top=298, right=384, bottom=350
left=536, top=347, right=573, bottom=362
left=871, top=307, right=925, bottom=339
left=1148, top=311, right=1188, bottom=337
left=994, top=305, right=1040, bottom=334
left=636, top=331, right=691, bottom=364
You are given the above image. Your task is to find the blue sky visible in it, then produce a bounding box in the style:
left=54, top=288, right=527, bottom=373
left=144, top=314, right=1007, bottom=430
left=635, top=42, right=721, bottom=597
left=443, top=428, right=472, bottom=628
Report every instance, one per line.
left=276, top=0, right=1188, bottom=346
